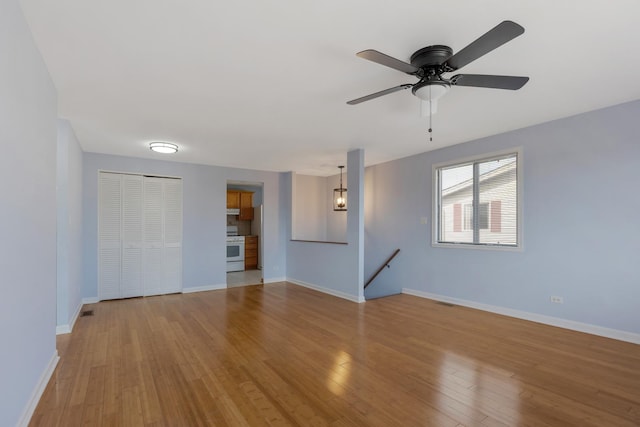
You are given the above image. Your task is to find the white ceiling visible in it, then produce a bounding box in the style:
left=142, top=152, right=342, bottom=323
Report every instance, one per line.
left=19, top=0, right=640, bottom=175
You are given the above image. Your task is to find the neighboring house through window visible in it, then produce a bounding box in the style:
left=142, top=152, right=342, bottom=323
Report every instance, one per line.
left=434, top=150, right=521, bottom=248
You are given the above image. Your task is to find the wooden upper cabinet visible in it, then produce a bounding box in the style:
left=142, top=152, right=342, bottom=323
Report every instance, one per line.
left=227, top=191, right=240, bottom=209
left=239, top=192, right=254, bottom=220
left=227, top=190, right=253, bottom=220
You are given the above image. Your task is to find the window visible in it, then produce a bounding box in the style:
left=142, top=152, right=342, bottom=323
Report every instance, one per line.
left=464, top=203, right=489, bottom=231
left=434, top=151, right=520, bottom=248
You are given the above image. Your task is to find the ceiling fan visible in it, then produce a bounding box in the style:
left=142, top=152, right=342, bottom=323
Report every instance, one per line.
left=346, top=20, right=529, bottom=113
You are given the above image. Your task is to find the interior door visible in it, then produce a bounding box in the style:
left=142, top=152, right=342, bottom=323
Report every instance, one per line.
left=121, top=174, right=143, bottom=297
left=98, top=172, right=122, bottom=300
left=99, top=172, right=183, bottom=300
left=143, top=176, right=183, bottom=296
left=143, top=177, right=165, bottom=296
left=162, top=178, right=183, bottom=294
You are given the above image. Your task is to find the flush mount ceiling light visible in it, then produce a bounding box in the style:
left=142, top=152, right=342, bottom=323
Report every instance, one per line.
left=333, top=165, right=347, bottom=211
left=149, top=142, right=178, bottom=154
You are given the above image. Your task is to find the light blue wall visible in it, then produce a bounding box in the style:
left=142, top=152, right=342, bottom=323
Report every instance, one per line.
left=364, top=100, right=640, bottom=334
left=82, top=153, right=287, bottom=298
left=287, top=149, right=365, bottom=301
left=0, top=1, right=58, bottom=425
left=56, top=120, right=84, bottom=330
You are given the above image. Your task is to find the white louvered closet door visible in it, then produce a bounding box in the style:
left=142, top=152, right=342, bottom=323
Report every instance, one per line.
left=162, top=178, right=183, bottom=294
left=143, top=177, right=164, bottom=296
left=143, top=176, right=183, bottom=296
left=99, top=172, right=182, bottom=300
left=98, top=173, right=122, bottom=300
left=121, top=174, right=144, bottom=298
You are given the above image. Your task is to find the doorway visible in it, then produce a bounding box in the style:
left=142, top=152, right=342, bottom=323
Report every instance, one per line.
left=226, top=181, right=264, bottom=287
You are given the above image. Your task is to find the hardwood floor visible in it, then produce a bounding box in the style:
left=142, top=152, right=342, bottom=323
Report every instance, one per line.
left=31, top=283, right=640, bottom=426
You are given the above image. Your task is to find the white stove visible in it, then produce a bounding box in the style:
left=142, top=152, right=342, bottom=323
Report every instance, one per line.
left=226, top=226, right=245, bottom=272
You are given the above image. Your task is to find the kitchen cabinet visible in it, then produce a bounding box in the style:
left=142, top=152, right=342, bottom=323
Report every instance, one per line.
left=227, top=190, right=254, bottom=220
left=245, top=235, right=258, bottom=270
left=227, top=191, right=240, bottom=209
left=239, top=192, right=254, bottom=220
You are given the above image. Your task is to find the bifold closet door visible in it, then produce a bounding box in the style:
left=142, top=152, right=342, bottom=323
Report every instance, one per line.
left=161, top=178, right=183, bottom=294
left=143, top=177, right=182, bottom=296
left=121, top=174, right=143, bottom=297
left=98, top=172, right=123, bottom=300
left=98, top=172, right=182, bottom=300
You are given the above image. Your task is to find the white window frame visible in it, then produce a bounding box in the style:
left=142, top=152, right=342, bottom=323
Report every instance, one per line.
left=432, top=147, right=524, bottom=251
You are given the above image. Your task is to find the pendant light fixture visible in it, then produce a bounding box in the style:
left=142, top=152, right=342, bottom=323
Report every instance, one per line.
left=333, top=166, right=347, bottom=211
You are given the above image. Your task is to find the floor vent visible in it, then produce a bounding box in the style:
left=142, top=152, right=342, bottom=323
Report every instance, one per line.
left=435, top=301, right=455, bottom=307
left=80, top=310, right=94, bottom=317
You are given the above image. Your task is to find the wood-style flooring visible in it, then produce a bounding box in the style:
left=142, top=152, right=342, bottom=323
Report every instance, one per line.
left=31, top=283, right=640, bottom=426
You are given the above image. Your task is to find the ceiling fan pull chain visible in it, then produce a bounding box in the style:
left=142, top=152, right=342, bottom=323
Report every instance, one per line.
left=428, top=86, right=433, bottom=142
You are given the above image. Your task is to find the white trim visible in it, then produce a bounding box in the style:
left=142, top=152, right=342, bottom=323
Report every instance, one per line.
left=403, top=288, right=640, bottom=345
left=56, top=301, right=83, bottom=335
left=182, top=284, right=227, bottom=294
left=264, top=276, right=287, bottom=284
left=288, top=278, right=365, bottom=303
left=17, top=350, right=59, bottom=427
left=56, top=324, right=71, bottom=335
left=82, top=297, right=99, bottom=304
left=98, top=168, right=182, bottom=180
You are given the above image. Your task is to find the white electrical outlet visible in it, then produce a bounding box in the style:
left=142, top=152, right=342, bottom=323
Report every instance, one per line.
left=420, top=217, right=428, bottom=225
left=550, top=296, right=564, bottom=304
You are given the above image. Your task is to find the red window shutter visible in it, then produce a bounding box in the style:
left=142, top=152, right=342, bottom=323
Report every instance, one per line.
left=490, top=200, right=502, bottom=232
left=453, top=203, right=461, bottom=232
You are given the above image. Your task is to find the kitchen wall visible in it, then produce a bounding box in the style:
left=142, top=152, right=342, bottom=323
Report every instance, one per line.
left=56, top=119, right=84, bottom=333
left=364, top=100, right=640, bottom=339
left=82, top=154, right=287, bottom=297
left=0, top=1, right=58, bottom=425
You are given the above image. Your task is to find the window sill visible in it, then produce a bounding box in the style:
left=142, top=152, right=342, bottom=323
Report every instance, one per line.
left=432, top=242, right=523, bottom=252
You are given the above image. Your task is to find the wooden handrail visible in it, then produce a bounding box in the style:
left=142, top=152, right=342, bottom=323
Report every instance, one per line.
left=364, top=249, right=400, bottom=289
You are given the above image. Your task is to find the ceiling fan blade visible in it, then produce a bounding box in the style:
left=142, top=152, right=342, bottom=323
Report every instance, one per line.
left=450, top=74, right=529, bottom=90
left=357, top=50, right=419, bottom=74
left=446, top=21, right=525, bottom=71
left=346, top=84, right=413, bottom=105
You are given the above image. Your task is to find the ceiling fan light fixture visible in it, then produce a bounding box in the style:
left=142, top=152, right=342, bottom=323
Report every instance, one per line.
left=412, top=81, right=450, bottom=102
left=149, top=141, right=178, bottom=154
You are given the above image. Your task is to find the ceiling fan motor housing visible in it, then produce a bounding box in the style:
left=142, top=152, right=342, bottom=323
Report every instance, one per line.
left=409, top=45, right=454, bottom=75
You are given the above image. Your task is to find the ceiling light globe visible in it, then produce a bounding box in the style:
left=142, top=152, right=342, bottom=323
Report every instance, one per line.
left=412, top=81, right=450, bottom=101
left=149, top=142, right=178, bottom=154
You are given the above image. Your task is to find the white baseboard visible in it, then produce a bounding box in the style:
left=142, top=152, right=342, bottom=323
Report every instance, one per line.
left=82, top=297, right=99, bottom=304
left=263, top=276, right=287, bottom=284
left=182, top=284, right=227, bottom=294
left=288, top=278, right=365, bottom=303
left=56, top=301, right=83, bottom=335
left=17, top=350, right=59, bottom=427
left=56, top=325, right=71, bottom=335
left=403, top=288, right=640, bottom=345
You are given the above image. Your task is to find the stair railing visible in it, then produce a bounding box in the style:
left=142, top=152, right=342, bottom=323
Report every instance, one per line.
left=364, top=249, right=400, bottom=289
